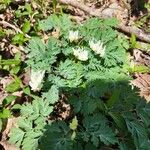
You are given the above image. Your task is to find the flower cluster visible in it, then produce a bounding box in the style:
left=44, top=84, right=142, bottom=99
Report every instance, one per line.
left=29, top=69, right=45, bottom=91
left=89, top=39, right=106, bottom=57
left=69, top=30, right=79, bottom=42
left=69, top=30, right=106, bottom=61
left=73, top=48, right=88, bottom=61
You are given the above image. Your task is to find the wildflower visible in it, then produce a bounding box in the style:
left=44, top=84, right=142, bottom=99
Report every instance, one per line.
left=89, top=39, right=106, bottom=57
left=73, top=48, right=88, bottom=61
left=69, top=30, right=79, bottom=42
left=29, top=69, right=45, bottom=91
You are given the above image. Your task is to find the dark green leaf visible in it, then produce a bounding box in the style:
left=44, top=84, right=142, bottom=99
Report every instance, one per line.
left=3, top=95, right=17, bottom=106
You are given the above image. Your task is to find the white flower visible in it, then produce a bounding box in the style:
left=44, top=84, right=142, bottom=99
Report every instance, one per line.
left=69, top=30, right=79, bottom=42
left=29, top=69, right=45, bottom=91
left=73, top=48, right=88, bottom=61
left=89, top=39, right=106, bottom=57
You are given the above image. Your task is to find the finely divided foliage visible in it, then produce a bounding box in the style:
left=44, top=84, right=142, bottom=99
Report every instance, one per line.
left=9, top=14, right=150, bottom=150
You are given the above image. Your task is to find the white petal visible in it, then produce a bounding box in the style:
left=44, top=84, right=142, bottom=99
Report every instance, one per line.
left=69, top=30, right=79, bottom=42
left=89, top=39, right=106, bottom=57
left=78, top=50, right=88, bottom=61
left=29, top=69, right=45, bottom=91
left=73, top=48, right=88, bottom=61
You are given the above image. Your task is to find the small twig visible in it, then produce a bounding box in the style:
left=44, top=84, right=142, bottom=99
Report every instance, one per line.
left=0, top=20, right=22, bottom=33
left=0, top=20, right=31, bottom=38
left=117, top=23, right=150, bottom=43
left=58, top=0, right=150, bottom=43
left=59, top=0, right=102, bottom=17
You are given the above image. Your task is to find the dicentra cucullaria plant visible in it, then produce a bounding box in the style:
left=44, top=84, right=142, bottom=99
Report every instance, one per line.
left=9, top=14, right=150, bottom=150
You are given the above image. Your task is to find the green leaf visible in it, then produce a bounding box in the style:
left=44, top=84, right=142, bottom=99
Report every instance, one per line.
left=130, top=34, right=137, bottom=48
left=128, top=64, right=150, bottom=73
left=18, top=118, right=33, bottom=131
left=21, top=103, right=34, bottom=116
left=107, top=89, right=120, bottom=108
left=43, top=85, right=59, bottom=104
left=11, top=104, right=22, bottom=110
left=91, top=135, right=99, bottom=147
left=109, top=112, right=126, bottom=131
left=9, top=128, right=25, bottom=148
left=119, top=141, right=134, bottom=150
left=5, top=77, right=21, bottom=93
left=124, top=117, right=150, bottom=149
left=22, top=20, right=31, bottom=33
left=97, top=124, right=118, bottom=145
left=25, top=37, right=58, bottom=70
left=39, top=100, right=53, bottom=117
left=103, top=18, right=118, bottom=27
left=3, top=95, right=17, bottom=106
left=15, top=9, right=22, bottom=18
left=22, top=134, right=39, bottom=150
left=25, top=3, right=32, bottom=14
left=23, top=87, right=31, bottom=95
left=136, top=102, right=150, bottom=127
left=12, top=33, right=28, bottom=45
left=84, top=143, right=97, bottom=150
left=82, top=114, right=117, bottom=146
left=0, top=108, right=11, bottom=119
left=10, top=65, right=20, bottom=74
left=23, top=87, right=40, bottom=100
left=38, top=14, right=72, bottom=32
left=0, top=27, right=6, bottom=38
left=0, top=59, right=20, bottom=65
left=39, top=14, right=60, bottom=31
left=2, top=0, right=11, bottom=5
left=3, top=65, right=9, bottom=70
left=39, top=121, right=72, bottom=150
left=14, top=53, right=21, bottom=60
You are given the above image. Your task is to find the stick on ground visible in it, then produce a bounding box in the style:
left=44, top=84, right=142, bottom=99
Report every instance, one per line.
left=58, top=0, right=150, bottom=43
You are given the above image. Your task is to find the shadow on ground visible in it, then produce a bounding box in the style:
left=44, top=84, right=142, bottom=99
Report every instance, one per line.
left=39, top=78, right=150, bottom=150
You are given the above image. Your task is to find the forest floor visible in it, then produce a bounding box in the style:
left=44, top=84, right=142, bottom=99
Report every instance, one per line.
left=0, top=0, right=150, bottom=149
